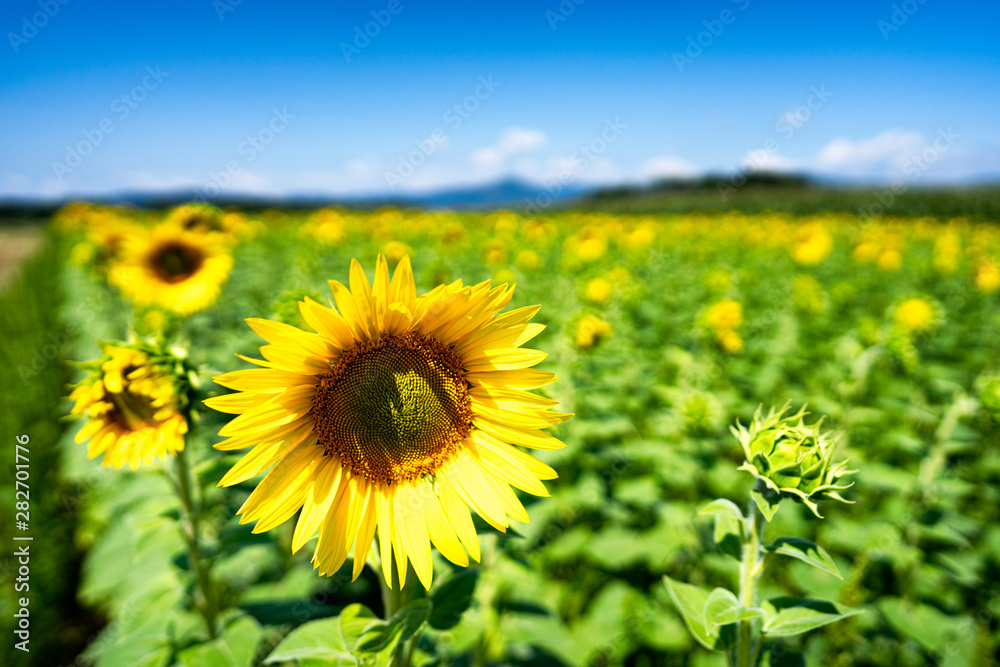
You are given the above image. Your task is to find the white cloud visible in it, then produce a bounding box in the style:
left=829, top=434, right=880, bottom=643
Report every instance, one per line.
left=638, top=155, right=699, bottom=180
left=739, top=150, right=799, bottom=173
left=813, top=129, right=924, bottom=172
left=471, top=127, right=547, bottom=168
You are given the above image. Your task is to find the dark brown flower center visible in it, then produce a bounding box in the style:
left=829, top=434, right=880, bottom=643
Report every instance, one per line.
left=312, top=332, right=472, bottom=485
left=150, top=241, right=204, bottom=283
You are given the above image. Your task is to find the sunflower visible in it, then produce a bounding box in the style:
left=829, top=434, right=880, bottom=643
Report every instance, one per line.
left=110, top=224, right=234, bottom=315
left=206, top=256, right=568, bottom=589
left=70, top=344, right=189, bottom=470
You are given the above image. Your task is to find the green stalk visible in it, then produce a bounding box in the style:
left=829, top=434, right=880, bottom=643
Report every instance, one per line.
left=377, top=548, right=415, bottom=667
left=737, top=496, right=764, bottom=667
left=174, top=446, right=218, bottom=640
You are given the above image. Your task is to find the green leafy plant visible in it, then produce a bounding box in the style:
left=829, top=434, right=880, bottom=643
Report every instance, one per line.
left=666, top=405, right=861, bottom=666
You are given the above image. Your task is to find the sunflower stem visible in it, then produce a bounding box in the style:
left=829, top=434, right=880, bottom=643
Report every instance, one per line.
left=174, top=446, right=219, bottom=640
left=378, top=550, right=416, bottom=667
left=737, top=495, right=764, bottom=667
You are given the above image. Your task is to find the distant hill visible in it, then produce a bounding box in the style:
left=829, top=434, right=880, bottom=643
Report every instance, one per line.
left=1, top=173, right=998, bottom=222
left=0, top=178, right=585, bottom=219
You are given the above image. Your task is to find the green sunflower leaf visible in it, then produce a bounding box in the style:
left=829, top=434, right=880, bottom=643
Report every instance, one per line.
left=428, top=567, right=479, bottom=629
left=357, top=598, right=432, bottom=654
left=662, top=576, right=715, bottom=650
left=751, top=488, right=782, bottom=522
left=761, top=597, right=862, bottom=637
left=765, top=537, right=841, bottom=579
left=263, top=617, right=353, bottom=664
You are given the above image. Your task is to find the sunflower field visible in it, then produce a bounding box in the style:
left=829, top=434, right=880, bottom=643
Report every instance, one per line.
left=2, top=201, right=1000, bottom=667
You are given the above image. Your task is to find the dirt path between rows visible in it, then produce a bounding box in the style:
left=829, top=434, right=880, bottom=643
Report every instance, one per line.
left=0, top=227, right=45, bottom=291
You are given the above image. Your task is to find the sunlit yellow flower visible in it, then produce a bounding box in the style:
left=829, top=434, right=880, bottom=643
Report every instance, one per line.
left=704, top=300, right=744, bottom=354
left=585, top=277, right=612, bottom=304
left=718, top=330, right=744, bottom=354
left=933, top=232, right=962, bottom=274
left=877, top=248, right=902, bottom=272
left=575, top=314, right=611, bottom=349
left=565, top=227, right=607, bottom=263
left=165, top=203, right=225, bottom=234
left=706, top=300, right=743, bottom=333
left=976, top=260, right=1000, bottom=293
left=481, top=239, right=508, bottom=266
left=791, top=224, right=833, bottom=265
left=301, top=209, right=346, bottom=244
left=206, top=256, right=567, bottom=589
left=894, top=297, right=937, bottom=333
left=70, top=344, right=188, bottom=470
left=110, top=224, right=234, bottom=316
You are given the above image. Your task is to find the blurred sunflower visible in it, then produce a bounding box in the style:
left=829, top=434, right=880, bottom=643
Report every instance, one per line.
left=791, top=223, right=833, bottom=265
left=110, top=224, right=234, bottom=315
left=893, top=296, right=939, bottom=333
left=206, top=256, right=567, bottom=589
left=165, top=203, right=224, bottom=234
left=70, top=343, right=190, bottom=470
left=703, top=299, right=744, bottom=354
left=976, top=259, right=1000, bottom=293
left=575, top=313, right=612, bottom=349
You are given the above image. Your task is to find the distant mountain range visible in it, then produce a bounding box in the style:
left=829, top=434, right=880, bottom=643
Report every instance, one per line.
left=0, top=178, right=590, bottom=213
left=1, top=172, right=997, bottom=216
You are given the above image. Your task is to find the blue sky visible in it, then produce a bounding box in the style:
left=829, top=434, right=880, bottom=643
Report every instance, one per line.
left=2, top=0, right=998, bottom=199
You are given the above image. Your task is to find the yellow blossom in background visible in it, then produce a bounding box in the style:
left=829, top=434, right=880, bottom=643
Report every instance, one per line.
left=893, top=297, right=938, bottom=333
left=585, top=277, right=613, bottom=304
left=718, top=330, right=744, bottom=354
left=440, top=222, right=466, bottom=245
left=165, top=203, right=225, bottom=235
left=626, top=221, right=657, bottom=251
left=877, top=248, right=903, bottom=271
left=976, top=259, right=1000, bottom=293
left=704, top=300, right=744, bottom=354
left=934, top=231, right=962, bottom=274
left=607, top=267, right=631, bottom=284
left=853, top=240, right=880, bottom=264
left=110, top=223, right=234, bottom=316
left=575, top=314, right=612, bottom=349
left=481, top=238, right=508, bottom=266
left=302, top=208, right=346, bottom=244
left=515, top=249, right=544, bottom=271
left=791, top=224, right=833, bottom=265
left=382, top=240, right=412, bottom=263
left=706, top=299, right=743, bottom=332
left=565, top=227, right=608, bottom=263
left=70, top=343, right=189, bottom=470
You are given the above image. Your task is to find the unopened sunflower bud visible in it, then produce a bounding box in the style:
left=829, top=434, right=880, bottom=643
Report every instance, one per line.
left=731, top=404, right=854, bottom=519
